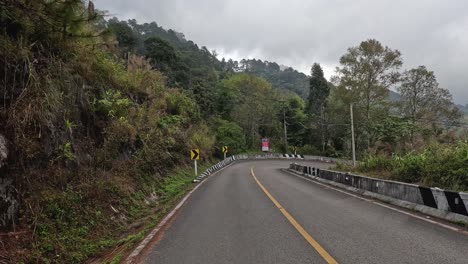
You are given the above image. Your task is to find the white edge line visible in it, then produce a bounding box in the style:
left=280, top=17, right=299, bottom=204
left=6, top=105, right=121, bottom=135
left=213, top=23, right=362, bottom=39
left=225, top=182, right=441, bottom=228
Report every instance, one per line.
left=285, top=170, right=464, bottom=233
left=124, top=163, right=235, bottom=264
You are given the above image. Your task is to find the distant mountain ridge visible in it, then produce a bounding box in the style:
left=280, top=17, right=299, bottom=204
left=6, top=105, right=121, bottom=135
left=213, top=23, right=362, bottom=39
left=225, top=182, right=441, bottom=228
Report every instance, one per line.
left=236, top=59, right=310, bottom=98
left=457, top=104, right=468, bottom=115
left=388, top=90, right=401, bottom=102
left=109, top=18, right=312, bottom=99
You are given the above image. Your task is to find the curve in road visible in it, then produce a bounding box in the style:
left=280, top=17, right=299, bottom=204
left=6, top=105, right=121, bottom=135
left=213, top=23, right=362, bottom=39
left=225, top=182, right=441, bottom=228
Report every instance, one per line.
left=143, top=160, right=468, bottom=264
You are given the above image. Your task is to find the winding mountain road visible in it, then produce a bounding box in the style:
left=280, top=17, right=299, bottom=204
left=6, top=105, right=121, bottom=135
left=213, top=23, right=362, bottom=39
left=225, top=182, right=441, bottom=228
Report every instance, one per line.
left=142, top=160, right=468, bottom=264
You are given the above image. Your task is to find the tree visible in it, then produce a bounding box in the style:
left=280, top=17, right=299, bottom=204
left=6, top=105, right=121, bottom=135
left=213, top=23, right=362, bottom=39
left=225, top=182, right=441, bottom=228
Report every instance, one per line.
left=283, top=94, right=307, bottom=148
left=307, top=63, right=330, bottom=115
left=107, top=18, right=137, bottom=52
left=144, top=37, right=179, bottom=71
left=334, top=39, right=402, bottom=148
left=398, top=66, right=461, bottom=140
left=323, top=86, right=348, bottom=155
left=214, top=119, right=247, bottom=154
left=236, top=58, right=310, bottom=98
left=372, top=116, right=414, bottom=154
left=307, top=63, right=330, bottom=151
left=215, top=74, right=282, bottom=149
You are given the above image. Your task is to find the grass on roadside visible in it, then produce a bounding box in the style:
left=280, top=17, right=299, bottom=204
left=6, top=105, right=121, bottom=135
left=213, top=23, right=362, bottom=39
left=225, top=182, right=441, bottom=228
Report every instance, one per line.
left=98, top=162, right=213, bottom=263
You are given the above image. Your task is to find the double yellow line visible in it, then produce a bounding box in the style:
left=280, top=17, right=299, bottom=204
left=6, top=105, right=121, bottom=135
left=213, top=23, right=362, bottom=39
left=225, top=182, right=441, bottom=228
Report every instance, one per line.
left=250, top=168, right=338, bottom=264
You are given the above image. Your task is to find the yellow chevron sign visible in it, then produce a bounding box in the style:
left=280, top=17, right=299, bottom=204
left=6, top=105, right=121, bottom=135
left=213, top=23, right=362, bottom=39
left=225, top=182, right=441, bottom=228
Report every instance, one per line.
left=190, top=149, right=200, bottom=160
left=222, top=146, right=228, bottom=153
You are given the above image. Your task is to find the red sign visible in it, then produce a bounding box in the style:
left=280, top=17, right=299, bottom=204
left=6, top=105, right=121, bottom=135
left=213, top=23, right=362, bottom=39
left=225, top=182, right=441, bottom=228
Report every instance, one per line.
left=261, top=138, right=269, bottom=152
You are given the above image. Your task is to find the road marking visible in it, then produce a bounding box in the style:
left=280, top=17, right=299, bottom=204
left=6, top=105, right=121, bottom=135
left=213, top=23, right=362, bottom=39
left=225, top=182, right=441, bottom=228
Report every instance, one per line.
left=286, top=170, right=468, bottom=235
left=251, top=168, right=338, bottom=264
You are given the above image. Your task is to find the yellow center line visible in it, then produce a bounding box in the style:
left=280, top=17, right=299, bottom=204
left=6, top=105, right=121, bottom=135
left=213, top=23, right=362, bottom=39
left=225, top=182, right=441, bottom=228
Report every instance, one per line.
left=250, top=167, right=338, bottom=264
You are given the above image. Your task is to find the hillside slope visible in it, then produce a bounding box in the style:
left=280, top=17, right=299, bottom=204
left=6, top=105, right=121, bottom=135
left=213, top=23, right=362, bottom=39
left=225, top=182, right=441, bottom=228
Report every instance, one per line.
left=0, top=2, right=217, bottom=262
left=107, top=18, right=312, bottom=100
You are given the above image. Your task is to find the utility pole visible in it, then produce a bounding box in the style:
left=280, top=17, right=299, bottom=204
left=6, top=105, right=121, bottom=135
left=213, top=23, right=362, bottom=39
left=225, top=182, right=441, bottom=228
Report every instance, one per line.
left=283, top=107, right=288, bottom=151
left=320, top=105, right=325, bottom=153
left=350, top=103, right=356, bottom=167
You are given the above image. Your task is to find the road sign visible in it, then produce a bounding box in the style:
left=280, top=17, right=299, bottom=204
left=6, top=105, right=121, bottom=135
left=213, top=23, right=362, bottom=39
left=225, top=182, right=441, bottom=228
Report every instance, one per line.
left=190, top=149, right=200, bottom=160
left=261, top=138, right=269, bottom=152
left=191, top=148, right=199, bottom=176
left=222, top=146, right=228, bottom=160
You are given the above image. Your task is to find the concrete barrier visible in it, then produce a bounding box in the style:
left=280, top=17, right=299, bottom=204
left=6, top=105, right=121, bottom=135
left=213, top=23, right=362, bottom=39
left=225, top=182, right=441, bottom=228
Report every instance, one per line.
left=288, top=163, right=468, bottom=220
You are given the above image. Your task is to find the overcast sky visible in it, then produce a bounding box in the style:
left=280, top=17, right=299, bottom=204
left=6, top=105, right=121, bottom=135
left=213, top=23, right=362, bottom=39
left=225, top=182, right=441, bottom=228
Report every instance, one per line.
left=97, top=0, right=468, bottom=104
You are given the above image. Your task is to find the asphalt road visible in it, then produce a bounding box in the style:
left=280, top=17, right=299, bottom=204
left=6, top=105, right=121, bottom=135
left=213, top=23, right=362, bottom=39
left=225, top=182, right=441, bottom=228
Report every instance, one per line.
left=144, top=160, right=468, bottom=264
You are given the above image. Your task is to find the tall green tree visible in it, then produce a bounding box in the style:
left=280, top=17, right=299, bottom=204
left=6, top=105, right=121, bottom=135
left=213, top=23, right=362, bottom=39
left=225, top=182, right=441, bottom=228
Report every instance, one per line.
left=214, top=119, right=247, bottom=154
left=307, top=63, right=330, bottom=115
left=334, top=39, right=402, bottom=149
left=144, top=37, right=179, bottom=71
left=107, top=18, right=137, bottom=53
left=398, top=65, right=461, bottom=141
left=283, top=94, right=307, bottom=148
left=215, top=74, right=282, bottom=149
left=307, top=63, right=330, bottom=151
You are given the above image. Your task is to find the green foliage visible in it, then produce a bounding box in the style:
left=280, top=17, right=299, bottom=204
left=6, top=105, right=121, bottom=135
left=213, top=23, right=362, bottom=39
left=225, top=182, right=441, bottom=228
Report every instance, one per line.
left=108, top=18, right=220, bottom=116
left=214, top=119, right=247, bottom=154
left=359, top=155, right=394, bottom=173
left=372, top=116, right=415, bottom=153
left=94, top=90, right=133, bottom=119
left=188, top=122, right=216, bottom=159
left=100, top=119, right=137, bottom=161
left=145, top=37, right=180, bottom=71
left=284, top=94, right=308, bottom=147
left=108, top=253, right=123, bottom=264
left=215, top=74, right=282, bottom=149
left=307, top=63, right=330, bottom=115
left=107, top=18, right=137, bottom=51
left=1, top=2, right=223, bottom=263
left=60, top=142, right=75, bottom=161
left=333, top=39, right=402, bottom=150
left=35, top=187, right=117, bottom=263
left=397, top=65, right=462, bottom=142
left=354, top=142, right=468, bottom=191
left=393, top=153, right=426, bottom=183
left=3, top=2, right=467, bottom=263
left=158, top=169, right=197, bottom=203
left=165, top=90, right=200, bottom=120
left=296, top=144, right=320, bottom=155
left=90, top=51, right=135, bottom=91
left=64, top=120, right=76, bottom=133
left=236, top=59, right=310, bottom=98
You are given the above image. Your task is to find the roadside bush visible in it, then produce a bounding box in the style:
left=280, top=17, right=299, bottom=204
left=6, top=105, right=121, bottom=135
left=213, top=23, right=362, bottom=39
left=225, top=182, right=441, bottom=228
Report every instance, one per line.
left=190, top=122, right=216, bottom=158
left=359, top=155, right=394, bottom=173
left=213, top=119, right=247, bottom=155
left=393, top=153, right=425, bottom=183
left=94, top=90, right=133, bottom=119
left=354, top=142, right=468, bottom=191
left=298, top=144, right=319, bottom=155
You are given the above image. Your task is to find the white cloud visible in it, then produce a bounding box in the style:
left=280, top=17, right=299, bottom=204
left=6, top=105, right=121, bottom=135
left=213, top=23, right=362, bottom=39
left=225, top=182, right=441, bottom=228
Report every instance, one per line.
left=97, top=0, right=468, bottom=104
